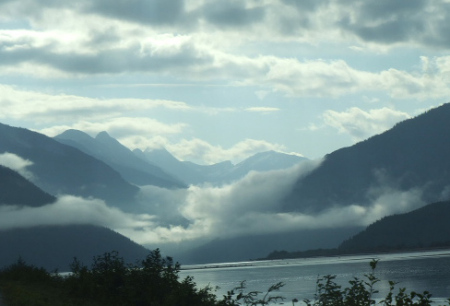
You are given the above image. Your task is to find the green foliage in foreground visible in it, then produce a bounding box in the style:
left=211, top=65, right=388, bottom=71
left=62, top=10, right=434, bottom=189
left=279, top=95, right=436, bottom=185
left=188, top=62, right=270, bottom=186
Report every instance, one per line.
left=0, top=252, right=450, bottom=306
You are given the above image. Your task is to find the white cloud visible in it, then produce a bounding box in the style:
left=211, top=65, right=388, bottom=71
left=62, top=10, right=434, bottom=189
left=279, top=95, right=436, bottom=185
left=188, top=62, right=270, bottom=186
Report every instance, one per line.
left=323, top=107, right=411, bottom=141
left=245, top=107, right=279, bottom=112
left=39, top=117, right=187, bottom=140
left=0, top=152, right=34, bottom=180
left=0, top=85, right=191, bottom=123
left=129, top=159, right=425, bottom=245
left=0, top=195, right=155, bottom=231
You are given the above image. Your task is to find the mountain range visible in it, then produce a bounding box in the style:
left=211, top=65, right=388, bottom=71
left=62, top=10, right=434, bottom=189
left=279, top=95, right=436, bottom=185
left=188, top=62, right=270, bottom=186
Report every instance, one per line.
left=2, top=103, right=450, bottom=266
left=0, top=122, right=310, bottom=268
left=0, top=123, right=138, bottom=208
left=182, top=103, right=450, bottom=262
left=0, top=163, right=149, bottom=271
left=54, top=130, right=186, bottom=189
left=55, top=129, right=307, bottom=187
left=136, top=148, right=307, bottom=185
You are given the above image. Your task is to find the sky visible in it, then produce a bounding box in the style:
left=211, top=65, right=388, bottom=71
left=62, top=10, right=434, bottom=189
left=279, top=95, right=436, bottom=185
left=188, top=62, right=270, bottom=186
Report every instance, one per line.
left=1, top=0, right=450, bottom=165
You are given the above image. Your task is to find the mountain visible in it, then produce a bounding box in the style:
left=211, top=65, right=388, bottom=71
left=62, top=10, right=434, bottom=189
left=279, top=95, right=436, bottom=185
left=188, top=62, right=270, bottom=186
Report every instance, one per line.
left=0, top=165, right=56, bottom=207
left=0, top=123, right=138, bottom=207
left=134, top=148, right=207, bottom=185
left=182, top=160, right=235, bottom=184
left=137, top=148, right=306, bottom=186
left=54, top=130, right=186, bottom=189
left=0, top=224, right=150, bottom=271
left=284, top=103, right=450, bottom=212
left=338, top=200, right=450, bottom=253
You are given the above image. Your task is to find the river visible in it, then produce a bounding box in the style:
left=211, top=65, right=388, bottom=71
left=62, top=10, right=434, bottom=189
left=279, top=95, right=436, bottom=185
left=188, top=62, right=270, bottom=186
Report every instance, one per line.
left=179, top=249, right=450, bottom=304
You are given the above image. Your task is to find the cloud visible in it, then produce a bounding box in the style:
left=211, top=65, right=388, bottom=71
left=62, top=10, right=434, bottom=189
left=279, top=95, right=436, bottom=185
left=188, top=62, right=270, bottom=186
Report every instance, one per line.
left=3, top=0, right=450, bottom=49
left=130, top=159, right=425, bottom=245
left=0, top=195, right=155, bottom=231
left=0, top=160, right=427, bottom=249
left=0, top=85, right=191, bottom=123
left=245, top=107, right=280, bottom=113
left=3, top=25, right=450, bottom=100
left=162, top=138, right=287, bottom=164
left=199, top=1, right=266, bottom=28
left=39, top=117, right=187, bottom=141
left=323, top=107, right=411, bottom=141
left=0, top=152, right=34, bottom=180
left=85, top=0, right=186, bottom=26
left=3, top=4, right=450, bottom=101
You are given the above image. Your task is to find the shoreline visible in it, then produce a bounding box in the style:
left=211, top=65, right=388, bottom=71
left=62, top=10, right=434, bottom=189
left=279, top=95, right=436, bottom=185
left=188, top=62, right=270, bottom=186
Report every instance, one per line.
left=180, top=247, right=450, bottom=271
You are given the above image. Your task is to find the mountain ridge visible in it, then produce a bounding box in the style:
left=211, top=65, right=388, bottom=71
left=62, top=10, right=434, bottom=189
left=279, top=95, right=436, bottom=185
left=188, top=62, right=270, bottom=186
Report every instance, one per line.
left=284, top=103, right=450, bottom=212
left=0, top=165, right=56, bottom=207
left=0, top=123, right=138, bottom=208
left=338, top=200, right=450, bottom=252
left=55, top=130, right=186, bottom=189
left=138, top=148, right=307, bottom=186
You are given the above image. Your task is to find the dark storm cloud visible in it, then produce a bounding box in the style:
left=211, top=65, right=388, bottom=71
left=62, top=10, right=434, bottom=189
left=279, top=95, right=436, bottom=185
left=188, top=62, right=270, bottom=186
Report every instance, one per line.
left=338, top=0, right=430, bottom=45
left=0, top=39, right=213, bottom=75
left=200, top=2, right=265, bottom=28
left=281, top=0, right=323, bottom=12
left=84, top=0, right=186, bottom=26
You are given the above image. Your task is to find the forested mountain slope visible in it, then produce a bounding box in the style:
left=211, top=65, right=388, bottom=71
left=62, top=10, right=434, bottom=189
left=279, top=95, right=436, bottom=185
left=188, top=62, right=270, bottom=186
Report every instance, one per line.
left=284, top=103, right=450, bottom=212
left=339, top=200, right=450, bottom=252
left=0, top=165, right=55, bottom=207
left=0, top=123, right=138, bottom=207
left=55, top=129, right=186, bottom=188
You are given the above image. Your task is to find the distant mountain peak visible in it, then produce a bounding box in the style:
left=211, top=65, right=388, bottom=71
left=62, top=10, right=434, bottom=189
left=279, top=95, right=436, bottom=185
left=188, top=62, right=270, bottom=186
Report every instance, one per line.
left=56, top=129, right=93, bottom=141
left=95, top=131, right=113, bottom=140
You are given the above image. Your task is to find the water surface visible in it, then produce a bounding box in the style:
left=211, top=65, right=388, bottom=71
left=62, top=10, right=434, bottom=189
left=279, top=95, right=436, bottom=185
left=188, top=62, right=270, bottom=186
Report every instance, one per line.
left=180, top=250, right=450, bottom=304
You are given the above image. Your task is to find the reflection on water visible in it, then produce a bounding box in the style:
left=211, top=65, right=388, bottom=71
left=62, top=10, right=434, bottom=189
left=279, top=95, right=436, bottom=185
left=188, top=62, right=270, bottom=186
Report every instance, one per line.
left=179, top=249, right=450, bottom=303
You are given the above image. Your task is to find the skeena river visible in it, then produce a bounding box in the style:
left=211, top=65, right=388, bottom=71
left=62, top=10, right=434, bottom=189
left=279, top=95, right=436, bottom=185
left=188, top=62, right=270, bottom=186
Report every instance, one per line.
left=179, top=250, right=450, bottom=304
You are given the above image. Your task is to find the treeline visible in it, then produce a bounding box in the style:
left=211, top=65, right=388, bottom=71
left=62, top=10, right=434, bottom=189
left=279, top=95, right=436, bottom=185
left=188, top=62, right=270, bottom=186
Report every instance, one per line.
left=0, top=249, right=284, bottom=306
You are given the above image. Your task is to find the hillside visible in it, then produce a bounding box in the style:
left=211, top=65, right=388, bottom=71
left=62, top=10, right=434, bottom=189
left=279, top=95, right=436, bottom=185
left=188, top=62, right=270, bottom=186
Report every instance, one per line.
left=339, top=200, right=450, bottom=252
left=54, top=130, right=186, bottom=189
left=0, top=123, right=138, bottom=207
left=0, top=165, right=56, bottom=207
left=284, top=103, right=450, bottom=212
left=0, top=224, right=150, bottom=271
left=179, top=227, right=362, bottom=264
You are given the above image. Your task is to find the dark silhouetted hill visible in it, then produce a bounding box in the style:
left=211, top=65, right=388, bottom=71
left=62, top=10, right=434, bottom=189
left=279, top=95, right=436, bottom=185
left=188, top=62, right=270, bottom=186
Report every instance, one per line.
left=0, top=224, right=149, bottom=271
left=54, top=130, right=186, bottom=188
left=284, top=103, right=450, bottom=212
left=179, top=227, right=361, bottom=264
left=339, top=200, right=450, bottom=253
left=0, top=123, right=138, bottom=207
left=0, top=165, right=56, bottom=206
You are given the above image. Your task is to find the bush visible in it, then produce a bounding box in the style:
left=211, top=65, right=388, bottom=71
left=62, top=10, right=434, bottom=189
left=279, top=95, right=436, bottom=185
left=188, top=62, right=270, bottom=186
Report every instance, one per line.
left=303, top=259, right=450, bottom=306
